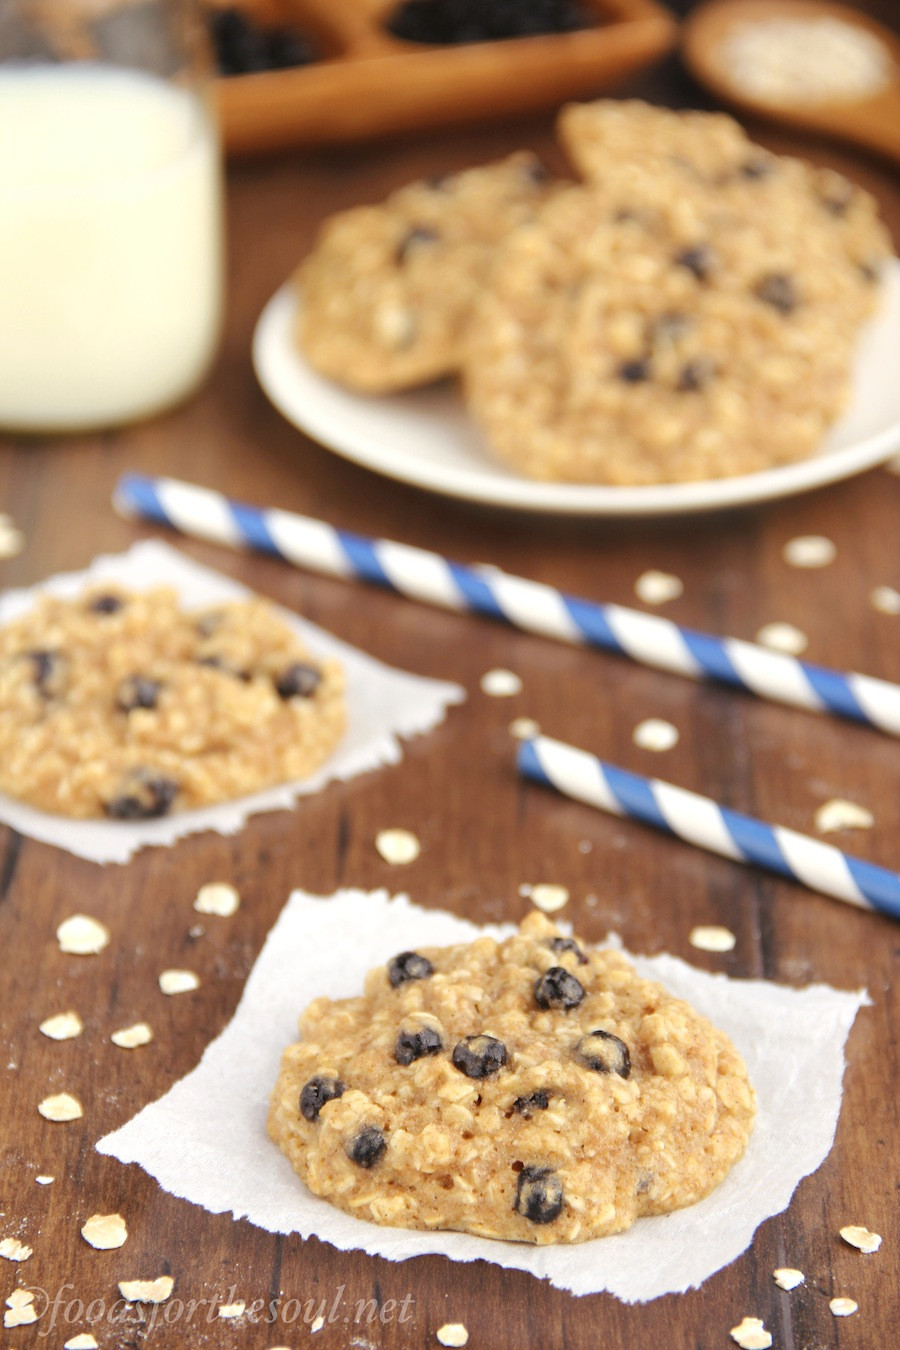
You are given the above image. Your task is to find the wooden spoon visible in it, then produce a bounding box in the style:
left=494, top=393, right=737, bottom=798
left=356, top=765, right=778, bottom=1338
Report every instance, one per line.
left=682, top=0, right=900, bottom=165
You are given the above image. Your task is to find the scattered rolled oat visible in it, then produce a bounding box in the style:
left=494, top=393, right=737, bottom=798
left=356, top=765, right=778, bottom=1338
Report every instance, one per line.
left=35, top=1176, right=53, bottom=1185
left=57, top=914, right=110, bottom=956
left=0, top=519, right=24, bottom=559
left=840, top=1224, right=882, bottom=1253
left=39, top=1011, right=84, bottom=1041
left=0, top=1238, right=32, bottom=1263
left=310, top=1314, right=325, bottom=1332
left=730, top=1316, right=772, bottom=1349
left=118, top=1276, right=174, bottom=1303
left=509, top=716, right=541, bottom=740
left=159, top=969, right=200, bottom=995
left=871, top=585, right=900, bottom=615
left=111, top=1023, right=153, bottom=1049
left=782, top=534, right=836, bottom=568
left=38, top=1092, right=83, bottom=1122
left=480, top=667, right=522, bottom=697
left=218, top=1301, right=246, bottom=1319
left=689, top=925, right=736, bottom=953
left=773, top=1267, right=805, bottom=1290
left=375, top=828, right=421, bottom=865
left=814, top=799, right=874, bottom=834
left=528, top=883, right=569, bottom=913
left=632, top=717, right=679, bottom=751
left=194, top=882, right=240, bottom=917
left=634, top=569, right=683, bottom=605
left=81, top=1212, right=128, bottom=1250
left=437, top=1325, right=469, bottom=1348
left=755, top=621, right=808, bottom=655
left=4, top=1288, right=37, bottom=1327
left=829, top=1297, right=858, bottom=1317
left=65, top=1335, right=99, bottom=1350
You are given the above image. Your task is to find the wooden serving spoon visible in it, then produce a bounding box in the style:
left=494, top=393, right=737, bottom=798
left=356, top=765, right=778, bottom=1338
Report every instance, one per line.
left=682, top=0, right=900, bottom=165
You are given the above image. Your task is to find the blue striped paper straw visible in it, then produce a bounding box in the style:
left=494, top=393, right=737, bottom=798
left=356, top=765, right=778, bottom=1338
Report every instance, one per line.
left=519, top=735, right=900, bottom=921
left=113, top=473, right=900, bottom=738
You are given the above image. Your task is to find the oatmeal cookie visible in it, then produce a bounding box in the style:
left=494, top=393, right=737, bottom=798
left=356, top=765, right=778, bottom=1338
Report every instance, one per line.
left=268, top=912, right=755, bottom=1244
left=0, top=586, right=345, bottom=818
left=294, top=152, right=560, bottom=393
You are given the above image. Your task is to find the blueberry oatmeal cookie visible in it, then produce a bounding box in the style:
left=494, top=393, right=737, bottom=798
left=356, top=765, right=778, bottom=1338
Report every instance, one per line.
left=0, top=586, right=344, bottom=818
left=294, top=152, right=560, bottom=393
left=268, top=912, right=755, bottom=1244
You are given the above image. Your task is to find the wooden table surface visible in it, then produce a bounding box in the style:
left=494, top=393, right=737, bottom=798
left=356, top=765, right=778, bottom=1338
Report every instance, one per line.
left=1, top=16, right=898, bottom=1349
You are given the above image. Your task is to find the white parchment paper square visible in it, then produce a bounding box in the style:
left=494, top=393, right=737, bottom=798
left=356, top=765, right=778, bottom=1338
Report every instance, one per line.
left=98, top=889, right=868, bottom=1301
left=0, top=542, right=464, bottom=863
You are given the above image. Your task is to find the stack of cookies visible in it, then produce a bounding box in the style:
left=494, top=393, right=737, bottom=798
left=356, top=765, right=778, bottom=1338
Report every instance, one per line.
left=293, top=100, right=891, bottom=486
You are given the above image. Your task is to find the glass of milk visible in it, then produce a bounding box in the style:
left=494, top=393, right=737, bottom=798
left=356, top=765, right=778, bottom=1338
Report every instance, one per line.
left=0, top=1, right=224, bottom=432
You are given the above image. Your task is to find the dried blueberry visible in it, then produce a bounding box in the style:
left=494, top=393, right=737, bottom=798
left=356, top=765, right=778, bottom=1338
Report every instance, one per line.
left=740, top=157, right=773, bottom=180
left=88, top=593, right=124, bottom=615
left=675, top=244, right=715, bottom=281
left=274, top=662, right=321, bottom=699
left=514, top=1166, right=563, bottom=1224
left=396, top=225, right=439, bottom=264
left=115, top=675, right=162, bottom=712
left=385, top=0, right=592, bottom=44
left=395, top=1025, right=443, bottom=1065
left=548, top=936, right=587, bottom=964
left=618, top=358, right=652, bottom=383
left=754, top=273, right=797, bottom=314
left=452, top=1034, right=508, bottom=1078
left=512, top=1090, right=550, bottom=1116
left=523, top=157, right=550, bottom=183
left=574, top=1029, right=631, bottom=1078
left=859, top=258, right=882, bottom=284
left=103, top=769, right=179, bottom=820
left=387, top=951, right=434, bottom=987
left=28, top=649, right=65, bottom=698
left=677, top=357, right=716, bottom=392
left=347, top=1125, right=387, bottom=1168
left=300, top=1074, right=345, bottom=1121
left=534, top=966, right=584, bottom=1011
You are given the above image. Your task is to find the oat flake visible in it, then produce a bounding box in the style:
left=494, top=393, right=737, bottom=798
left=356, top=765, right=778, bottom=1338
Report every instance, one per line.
left=509, top=716, right=541, bottom=740
left=194, top=882, right=240, bottom=917
left=528, top=883, right=569, bottom=913
left=480, top=668, right=522, bottom=697
left=65, top=1335, right=100, bottom=1349
left=35, top=1175, right=53, bottom=1185
left=871, top=584, right=900, bottom=615
left=0, top=522, right=24, bottom=560
left=4, top=1288, right=37, bottom=1327
left=840, top=1224, right=881, bottom=1253
left=437, top=1324, right=469, bottom=1347
left=39, top=1010, right=84, bottom=1041
left=634, top=569, right=683, bottom=605
left=218, top=1301, right=245, bottom=1319
left=782, top=535, right=836, bottom=568
left=773, top=1267, right=805, bottom=1289
left=118, top=1276, right=174, bottom=1304
left=689, top=926, right=736, bottom=953
left=755, top=622, right=808, bottom=655
left=310, top=1314, right=325, bottom=1332
left=159, top=969, right=200, bottom=995
left=111, top=1023, right=153, bottom=1049
left=375, top=829, right=421, bottom=865
left=57, top=914, right=110, bottom=956
left=0, top=1238, right=32, bottom=1263
left=730, top=1316, right=772, bottom=1349
left=81, top=1212, right=127, bottom=1250
left=632, top=718, right=679, bottom=752
left=829, top=1297, right=858, bottom=1316
left=38, top=1092, right=83, bottom=1122
left=814, top=799, right=874, bottom=834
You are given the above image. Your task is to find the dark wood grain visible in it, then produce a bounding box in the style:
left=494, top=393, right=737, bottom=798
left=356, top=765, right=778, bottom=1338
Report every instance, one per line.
left=1, top=11, right=898, bottom=1346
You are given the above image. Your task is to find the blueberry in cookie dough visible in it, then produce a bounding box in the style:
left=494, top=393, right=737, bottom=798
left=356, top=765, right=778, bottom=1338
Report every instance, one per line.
left=268, top=911, right=756, bottom=1244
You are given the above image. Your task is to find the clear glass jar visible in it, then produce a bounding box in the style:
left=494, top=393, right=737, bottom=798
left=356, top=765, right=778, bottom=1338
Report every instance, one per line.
left=0, top=0, right=225, bottom=432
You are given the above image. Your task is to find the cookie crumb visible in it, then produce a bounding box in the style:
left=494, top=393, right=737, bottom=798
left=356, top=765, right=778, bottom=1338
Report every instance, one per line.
left=730, top=1316, right=772, bottom=1349
left=118, top=1276, right=174, bottom=1303
left=437, top=1324, right=469, bottom=1347
left=39, top=1010, right=84, bottom=1041
left=509, top=716, right=541, bottom=740
left=755, top=621, right=808, bottom=655
left=689, top=926, right=736, bottom=953
left=4, top=1288, right=37, bottom=1327
left=111, top=1023, right=153, bottom=1049
left=81, top=1213, right=127, bottom=1250
left=64, top=1335, right=99, bottom=1349
left=57, top=914, right=110, bottom=956
left=217, top=1301, right=246, bottom=1319
left=375, top=829, right=421, bottom=865
left=782, top=535, right=836, bottom=568
left=634, top=570, right=683, bottom=605
left=840, top=1224, right=881, bottom=1253
left=773, top=1267, right=805, bottom=1290
left=194, top=882, right=240, bottom=917
left=529, top=883, right=569, bottom=913
left=632, top=718, right=679, bottom=751
left=0, top=1238, right=32, bottom=1263
left=38, top=1092, right=83, bottom=1122
left=814, top=799, right=874, bottom=833
left=480, top=668, right=522, bottom=697
left=35, top=1175, right=54, bottom=1185
left=159, top=969, right=200, bottom=995
left=310, top=1314, right=325, bottom=1332
left=871, top=584, right=900, bottom=615
left=829, top=1297, right=858, bottom=1316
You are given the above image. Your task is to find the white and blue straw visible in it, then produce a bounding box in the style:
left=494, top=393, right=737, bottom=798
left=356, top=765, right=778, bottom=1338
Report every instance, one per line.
left=519, top=735, right=900, bottom=922
left=114, top=474, right=900, bottom=737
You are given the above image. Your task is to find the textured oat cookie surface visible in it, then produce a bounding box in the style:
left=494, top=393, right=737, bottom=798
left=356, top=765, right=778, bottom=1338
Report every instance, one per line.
left=0, top=586, right=345, bottom=818
left=294, top=152, right=560, bottom=393
left=268, top=912, right=756, bottom=1244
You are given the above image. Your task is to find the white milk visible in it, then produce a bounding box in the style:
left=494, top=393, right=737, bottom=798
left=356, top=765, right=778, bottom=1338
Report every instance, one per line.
left=0, top=65, right=223, bottom=431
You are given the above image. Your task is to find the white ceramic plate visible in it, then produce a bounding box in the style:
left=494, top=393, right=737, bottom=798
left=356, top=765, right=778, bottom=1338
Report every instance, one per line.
left=252, top=259, right=900, bottom=516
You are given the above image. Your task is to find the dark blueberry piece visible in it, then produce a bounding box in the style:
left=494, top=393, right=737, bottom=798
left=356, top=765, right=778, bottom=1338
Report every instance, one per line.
left=523, top=157, right=550, bottom=183
left=347, top=1125, right=387, bottom=1168
left=103, top=769, right=179, bottom=820
left=452, top=1034, right=508, bottom=1079
left=548, top=936, right=587, bottom=964
left=195, top=610, right=224, bottom=638
left=28, top=649, right=65, bottom=698
left=197, top=654, right=250, bottom=681
left=574, top=1029, right=631, bottom=1078
left=755, top=273, right=797, bottom=314
left=534, top=966, right=584, bottom=1011
left=266, top=26, right=315, bottom=69
left=512, top=1090, right=550, bottom=1116
left=675, top=244, right=715, bottom=281
left=651, top=311, right=692, bottom=345
left=115, top=675, right=162, bottom=712
left=274, top=662, right=322, bottom=699
left=677, top=357, right=716, bottom=392
left=396, top=225, right=440, bottom=264
left=514, top=1165, right=563, bottom=1224
left=818, top=177, right=854, bottom=216
left=299, top=1074, right=345, bottom=1121
left=859, top=258, right=882, bottom=284
left=395, top=1025, right=443, bottom=1065
left=387, top=951, right=434, bottom=987
left=740, top=157, right=773, bottom=180
left=618, top=358, right=652, bottom=383
left=88, top=593, right=124, bottom=615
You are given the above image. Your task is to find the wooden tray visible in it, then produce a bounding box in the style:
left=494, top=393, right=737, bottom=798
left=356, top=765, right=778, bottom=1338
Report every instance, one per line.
left=211, top=0, right=678, bottom=154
